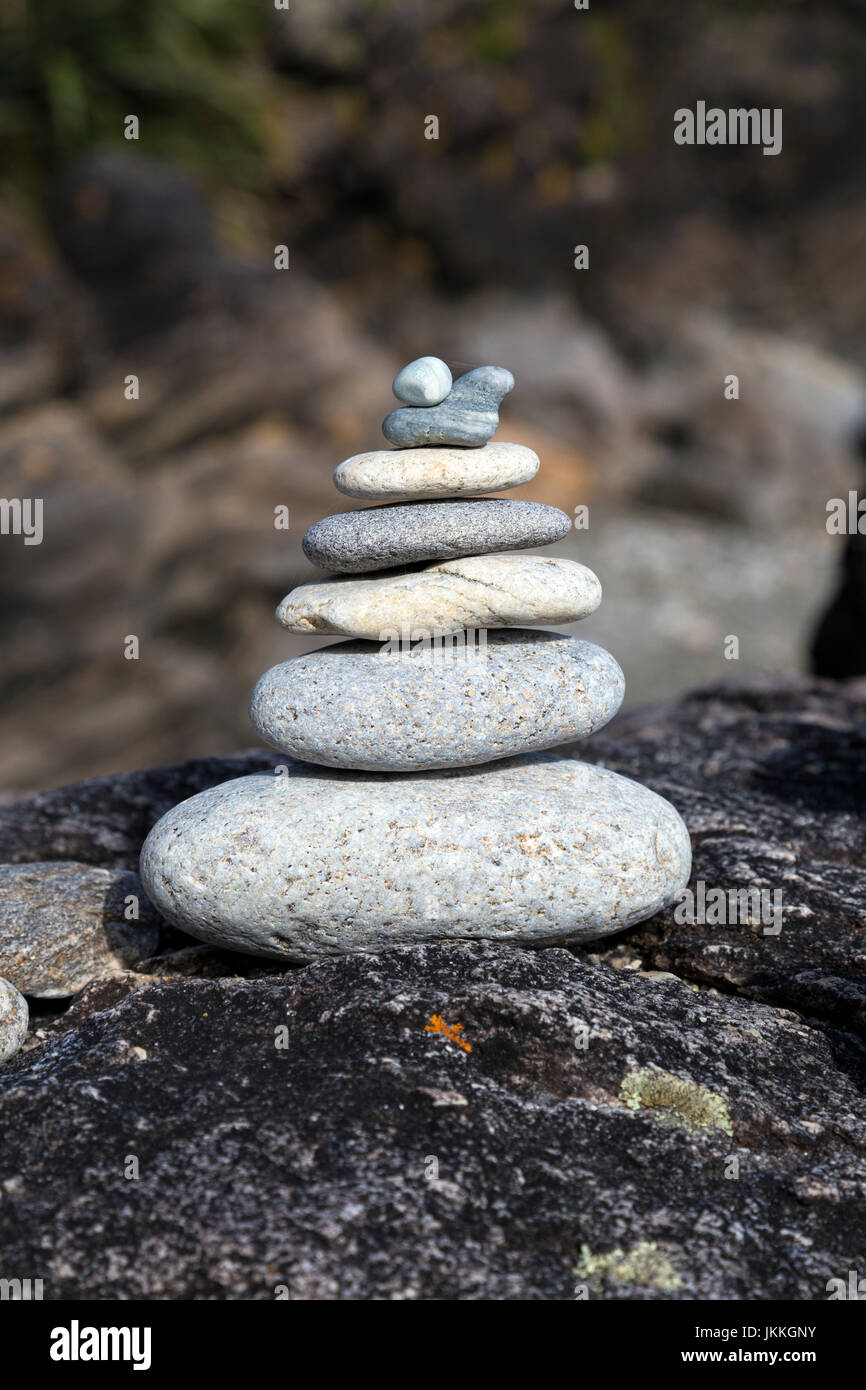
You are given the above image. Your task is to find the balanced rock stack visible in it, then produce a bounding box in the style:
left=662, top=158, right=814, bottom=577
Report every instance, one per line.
left=141, top=357, right=691, bottom=960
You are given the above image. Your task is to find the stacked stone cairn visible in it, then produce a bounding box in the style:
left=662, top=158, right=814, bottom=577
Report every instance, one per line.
left=141, top=357, right=691, bottom=960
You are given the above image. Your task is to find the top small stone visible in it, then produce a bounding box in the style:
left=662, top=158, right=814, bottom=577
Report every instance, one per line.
left=383, top=365, right=515, bottom=448
left=392, top=356, right=452, bottom=407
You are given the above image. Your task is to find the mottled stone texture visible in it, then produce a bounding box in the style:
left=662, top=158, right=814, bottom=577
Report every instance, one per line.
left=0, top=751, right=282, bottom=869
left=302, top=498, right=572, bottom=574
left=277, top=554, right=602, bottom=639
left=250, top=631, right=625, bottom=771
left=0, top=862, right=162, bottom=997
left=382, top=366, right=514, bottom=447
left=0, top=677, right=864, bottom=1299
left=0, top=978, right=27, bottom=1062
left=139, top=757, right=688, bottom=957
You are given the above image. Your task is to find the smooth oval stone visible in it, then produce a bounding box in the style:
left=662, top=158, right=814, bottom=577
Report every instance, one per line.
left=393, top=356, right=452, bottom=406
left=139, top=756, right=692, bottom=961
left=277, top=553, right=602, bottom=639
left=382, top=365, right=514, bottom=448
left=302, top=498, right=572, bottom=574
left=0, top=977, right=27, bottom=1064
left=334, top=441, right=539, bottom=501
left=0, top=862, right=162, bottom=997
left=250, top=631, right=624, bottom=771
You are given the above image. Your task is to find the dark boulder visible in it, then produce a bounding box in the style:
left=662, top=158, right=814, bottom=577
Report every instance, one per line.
left=0, top=676, right=864, bottom=1299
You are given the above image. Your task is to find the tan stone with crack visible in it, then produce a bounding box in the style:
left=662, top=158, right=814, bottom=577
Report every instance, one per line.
left=276, top=553, right=601, bottom=639
left=333, top=441, right=539, bottom=500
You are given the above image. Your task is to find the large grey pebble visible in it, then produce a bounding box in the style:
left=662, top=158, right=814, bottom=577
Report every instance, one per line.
left=302, top=498, right=572, bottom=574
left=392, top=356, right=452, bottom=406
left=382, top=365, right=514, bottom=447
left=139, top=755, right=692, bottom=961
left=250, top=630, right=624, bottom=770
left=334, top=441, right=539, bottom=501
left=0, top=863, right=162, bottom=997
left=277, top=553, right=602, bottom=639
left=0, top=977, right=27, bottom=1063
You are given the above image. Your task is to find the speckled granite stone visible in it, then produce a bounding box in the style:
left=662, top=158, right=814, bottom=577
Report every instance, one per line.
left=277, top=553, right=602, bottom=639
left=0, top=977, right=27, bottom=1064
left=382, top=365, right=514, bottom=447
left=250, top=630, right=624, bottom=770
left=139, top=755, right=691, bottom=960
left=392, top=356, right=452, bottom=406
left=0, top=862, right=162, bottom=997
left=334, top=441, right=539, bottom=501
left=302, top=498, right=572, bottom=574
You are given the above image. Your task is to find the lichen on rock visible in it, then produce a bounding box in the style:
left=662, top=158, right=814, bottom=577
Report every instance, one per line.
left=620, top=1067, right=733, bottom=1136
left=574, top=1241, right=683, bottom=1294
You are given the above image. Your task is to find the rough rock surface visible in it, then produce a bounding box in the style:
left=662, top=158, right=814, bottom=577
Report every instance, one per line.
left=579, top=676, right=866, bottom=1037
left=1, top=945, right=865, bottom=1299
left=0, top=862, right=162, bottom=997
left=0, top=677, right=864, bottom=1299
left=250, top=631, right=625, bottom=770
left=0, top=751, right=282, bottom=870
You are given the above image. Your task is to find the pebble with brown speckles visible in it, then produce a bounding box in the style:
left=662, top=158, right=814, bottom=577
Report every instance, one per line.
left=0, top=863, right=162, bottom=997
left=0, top=976, right=28, bottom=1063
left=139, top=755, right=691, bottom=961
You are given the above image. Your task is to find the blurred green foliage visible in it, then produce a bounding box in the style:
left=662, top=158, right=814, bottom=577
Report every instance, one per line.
left=0, top=0, right=275, bottom=198
left=580, top=17, right=641, bottom=163
left=464, top=0, right=529, bottom=67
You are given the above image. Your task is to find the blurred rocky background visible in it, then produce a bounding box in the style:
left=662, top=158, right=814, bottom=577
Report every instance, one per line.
left=1, top=0, right=865, bottom=792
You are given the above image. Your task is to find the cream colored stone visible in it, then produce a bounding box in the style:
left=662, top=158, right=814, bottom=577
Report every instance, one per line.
left=333, top=441, right=539, bottom=501
left=276, top=553, right=602, bottom=639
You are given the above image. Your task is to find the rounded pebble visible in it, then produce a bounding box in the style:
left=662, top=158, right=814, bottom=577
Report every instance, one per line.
left=334, top=441, right=539, bottom=501
left=277, top=553, right=602, bottom=639
left=382, top=365, right=514, bottom=448
left=250, top=630, right=624, bottom=770
left=0, top=862, right=162, bottom=997
left=139, top=756, right=692, bottom=961
left=302, top=498, right=572, bottom=573
left=0, top=976, right=28, bottom=1064
left=393, top=356, right=452, bottom=406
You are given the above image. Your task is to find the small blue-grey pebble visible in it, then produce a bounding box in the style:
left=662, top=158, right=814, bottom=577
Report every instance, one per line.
left=393, top=356, right=452, bottom=406
left=382, top=365, right=515, bottom=448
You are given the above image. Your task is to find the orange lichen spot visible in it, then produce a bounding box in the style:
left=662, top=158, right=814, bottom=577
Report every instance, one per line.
left=425, top=1013, right=472, bottom=1053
